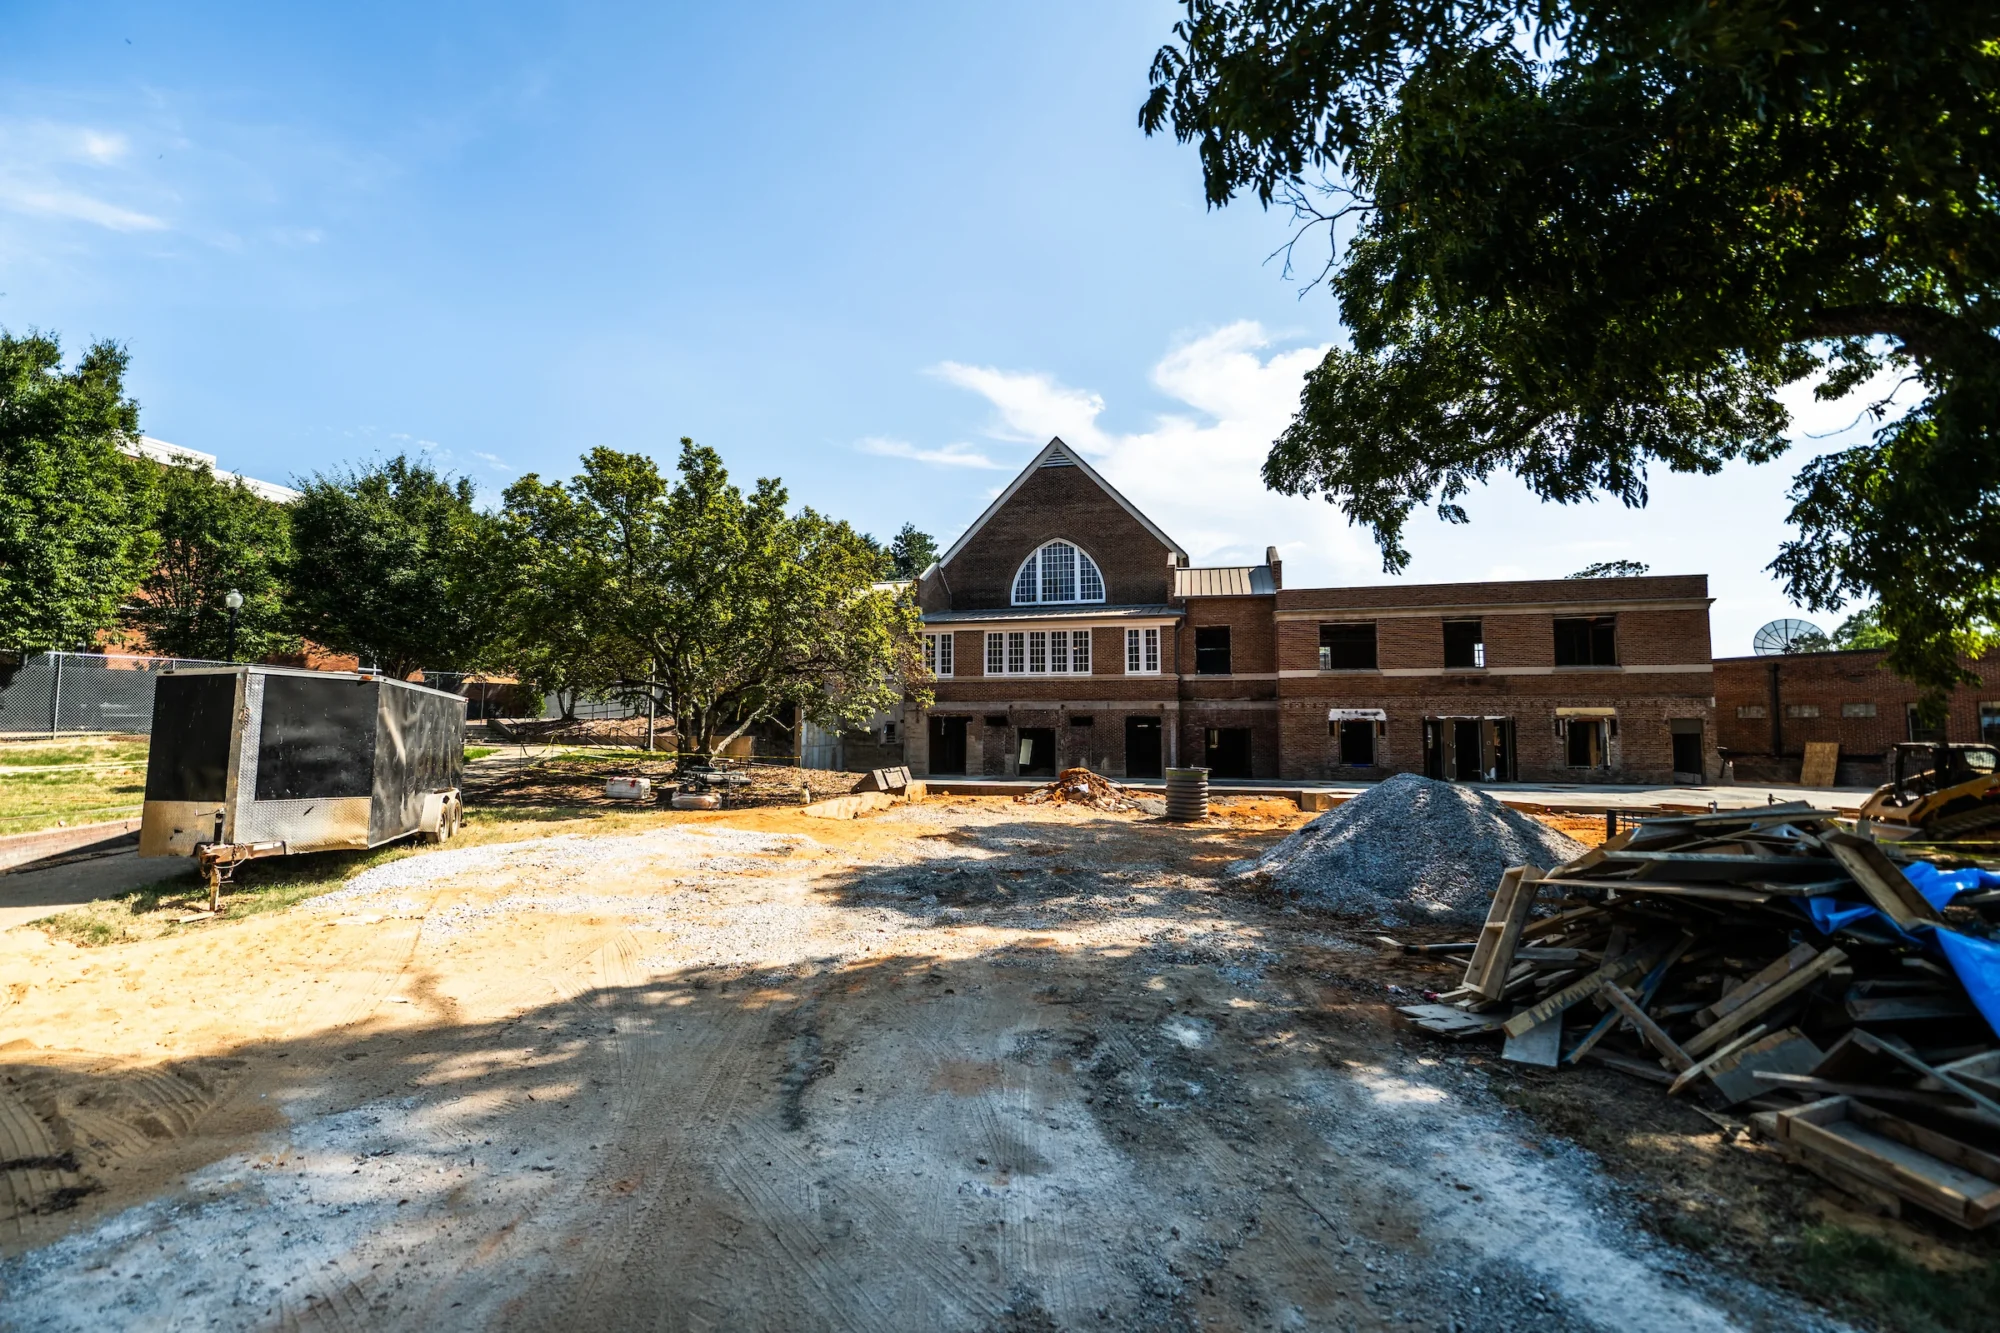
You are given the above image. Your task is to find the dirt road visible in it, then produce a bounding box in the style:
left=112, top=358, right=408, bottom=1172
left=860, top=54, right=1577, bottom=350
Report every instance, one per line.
left=0, top=798, right=1832, bottom=1331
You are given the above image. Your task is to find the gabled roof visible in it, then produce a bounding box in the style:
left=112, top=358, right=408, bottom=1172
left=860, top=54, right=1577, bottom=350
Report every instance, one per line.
left=926, top=437, right=1185, bottom=577
left=1175, top=565, right=1276, bottom=598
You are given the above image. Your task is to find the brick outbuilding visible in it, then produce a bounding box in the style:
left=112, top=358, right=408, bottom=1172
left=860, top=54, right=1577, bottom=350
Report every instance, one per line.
left=910, top=438, right=1718, bottom=784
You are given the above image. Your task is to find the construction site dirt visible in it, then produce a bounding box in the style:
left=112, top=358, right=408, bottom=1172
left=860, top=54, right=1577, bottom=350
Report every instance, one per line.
left=2, top=794, right=1986, bottom=1331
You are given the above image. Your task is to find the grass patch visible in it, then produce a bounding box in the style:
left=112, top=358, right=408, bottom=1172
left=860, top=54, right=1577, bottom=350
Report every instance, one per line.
left=464, top=746, right=499, bottom=762
left=1797, top=1225, right=2000, bottom=1333
left=0, top=737, right=149, bottom=836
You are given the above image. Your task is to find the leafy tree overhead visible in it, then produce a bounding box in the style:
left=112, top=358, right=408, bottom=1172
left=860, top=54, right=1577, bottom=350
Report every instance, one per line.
left=1833, top=606, right=1896, bottom=652
left=888, top=524, right=939, bottom=580
left=505, top=441, right=928, bottom=757
left=0, top=332, right=157, bottom=652
left=286, top=455, right=498, bottom=680
left=1142, top=2, right=2000, bottom=698
left=128, top=459, right=297, bottom=662
left=1568, top=560, right=1650, bottom=580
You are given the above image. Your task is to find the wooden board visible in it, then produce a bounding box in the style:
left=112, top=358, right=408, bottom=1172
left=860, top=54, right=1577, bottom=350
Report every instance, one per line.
left=1396, top=1004, right=1506, bottom=1039
left=1462, top=866, right=1543, bottom=1000
left=1704, top=1029, right=1825, bottom=1106
left=1778, top=1097, right=2000, bottom=1228
left=1682, top=947, right=1846, bottom=1058
left=1823, top=832, right=1944, bottom=930
left=1698, top=943, right=1819, bottom=1028
left=1800, top=741, right=1841, bottom=788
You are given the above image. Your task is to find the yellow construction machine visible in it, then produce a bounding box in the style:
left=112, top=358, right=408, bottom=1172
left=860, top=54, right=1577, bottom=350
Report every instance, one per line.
left=1858, top=742, right=2000, bottom=842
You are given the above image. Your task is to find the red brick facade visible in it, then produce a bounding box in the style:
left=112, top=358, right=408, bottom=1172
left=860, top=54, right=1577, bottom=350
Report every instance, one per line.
left=912, top=439, right=1718, bottom=783
left=1714, top=651, right=2000, bottom=784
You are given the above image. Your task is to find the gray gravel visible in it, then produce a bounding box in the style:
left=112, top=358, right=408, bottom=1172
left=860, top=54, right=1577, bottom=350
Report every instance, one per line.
left=1228, top=772, right=1587, bottom=926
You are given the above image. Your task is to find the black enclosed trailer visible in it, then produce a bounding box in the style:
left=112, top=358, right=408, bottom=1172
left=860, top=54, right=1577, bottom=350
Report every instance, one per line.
left=140, top=666, right=465, bottom=902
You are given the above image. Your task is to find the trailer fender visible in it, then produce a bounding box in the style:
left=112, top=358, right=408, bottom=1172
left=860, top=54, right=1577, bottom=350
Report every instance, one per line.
left=419, top=789, right=461, bottom=844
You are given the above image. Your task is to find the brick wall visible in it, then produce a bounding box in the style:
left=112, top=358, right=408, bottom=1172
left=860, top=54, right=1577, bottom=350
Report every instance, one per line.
left=1714, top=651, right=2000, bottom=783
left=921, top=466, right=1175, bottom=612
left=1176, top=596, right=1276, bottom=675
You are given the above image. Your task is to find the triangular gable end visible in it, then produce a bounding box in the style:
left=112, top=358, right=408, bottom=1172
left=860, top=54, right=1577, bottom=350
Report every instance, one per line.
left=925, top=437, right=1185, bottom=577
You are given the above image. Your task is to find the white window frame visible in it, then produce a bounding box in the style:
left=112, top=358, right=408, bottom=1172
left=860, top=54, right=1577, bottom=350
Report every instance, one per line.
left=1010, top=540, right=1107, bottom=607
left=1125, top=627, right=1161, bottom=675
left=975, top=625, right=1096, bottom=675
left=924, top=631, right=953, bottom=677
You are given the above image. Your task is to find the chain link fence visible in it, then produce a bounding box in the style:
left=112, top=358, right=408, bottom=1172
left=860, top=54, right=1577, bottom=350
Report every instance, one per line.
left=0, top=651, right=235, bottom=737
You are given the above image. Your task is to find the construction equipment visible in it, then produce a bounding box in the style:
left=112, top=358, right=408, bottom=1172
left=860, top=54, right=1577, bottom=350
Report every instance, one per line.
left=1857, top=743, right=2000, bottom=842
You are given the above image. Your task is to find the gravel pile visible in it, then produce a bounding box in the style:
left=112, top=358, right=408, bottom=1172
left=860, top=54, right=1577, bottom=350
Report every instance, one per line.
left=1229, top=773, right=1587, bottom=925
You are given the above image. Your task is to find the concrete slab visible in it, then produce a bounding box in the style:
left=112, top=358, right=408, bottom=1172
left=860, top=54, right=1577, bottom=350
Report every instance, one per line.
left=0, top=851, right=194, bottom=932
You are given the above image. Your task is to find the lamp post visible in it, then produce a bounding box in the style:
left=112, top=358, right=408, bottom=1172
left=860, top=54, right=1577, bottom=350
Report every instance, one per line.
left=224, top=589, right=244, bottom=663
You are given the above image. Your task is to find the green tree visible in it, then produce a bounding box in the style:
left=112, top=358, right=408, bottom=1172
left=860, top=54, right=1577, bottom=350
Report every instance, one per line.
left=1832, top=606, right=1896, bottom=651
left=285, top=455, right=497, bottom=679
left=128, top=459, right=297, bottom=661
left=888, top=524, right=939, bottom=580
left=1142, top=2, right=2000, bottom=700
left=1568, top=560, right=1649, bottom=580
left=509, top=441, right=928, bottom=757
left=0, top=332, right=156, bottom=652
left=492, top=472, right=624, bottom=717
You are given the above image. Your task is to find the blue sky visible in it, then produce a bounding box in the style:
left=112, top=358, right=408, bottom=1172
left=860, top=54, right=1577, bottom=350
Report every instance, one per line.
left=2, top=1, right=1903, bottom=655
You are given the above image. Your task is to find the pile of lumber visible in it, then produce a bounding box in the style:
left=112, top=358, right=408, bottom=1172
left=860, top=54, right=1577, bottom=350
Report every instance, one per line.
left=1396, top=801, right=2000, bottom=1228
left=1015, top=766, right=1138, bottom=813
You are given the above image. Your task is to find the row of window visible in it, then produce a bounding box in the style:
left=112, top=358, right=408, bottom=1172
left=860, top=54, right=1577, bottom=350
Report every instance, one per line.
left=1316, top=616, right=1618, bottom=670
left=924, top=628, right=1167, bottom=677
left=1738, top=700, right=2000, bottom=745
left=928, top=614, right=1624, bottom=677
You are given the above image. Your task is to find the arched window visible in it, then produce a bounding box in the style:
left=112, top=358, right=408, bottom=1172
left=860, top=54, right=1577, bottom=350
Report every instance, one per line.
left=1012, top=540, right=1105, bottom=605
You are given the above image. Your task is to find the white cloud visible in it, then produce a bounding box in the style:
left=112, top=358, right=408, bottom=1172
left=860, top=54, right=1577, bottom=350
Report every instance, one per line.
left=0, top=119, right=167, bottom=232
left=472, top=451, right=513, bottom=472
left=856, top=436, right=1005, bottom=470
left=932, top=322, right=1379, bottom=575
left=0, top=184, right=165, bottom=231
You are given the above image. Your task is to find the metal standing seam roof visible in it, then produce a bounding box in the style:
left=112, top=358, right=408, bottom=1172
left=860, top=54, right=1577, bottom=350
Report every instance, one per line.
left=1174, top=565, right=1276, bottom=597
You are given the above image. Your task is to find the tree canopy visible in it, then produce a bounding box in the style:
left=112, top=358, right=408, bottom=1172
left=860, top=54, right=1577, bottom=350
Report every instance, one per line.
left=0, top=332, right=156, bottom=653
left=499, top=441, right=927, bottom=756
left=1568, top=560, right=1649, bottom=580
left=1143, top=1, right=2000, bottom=696
left=128, top=460, right=297, bottom=661
left=888, top=524, right=939, bottom=580
left=286, top=455, right=498, bottom=680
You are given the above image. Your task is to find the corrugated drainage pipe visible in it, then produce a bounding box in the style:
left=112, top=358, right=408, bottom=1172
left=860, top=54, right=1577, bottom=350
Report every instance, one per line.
left=1164, top=767, right=1210, bottom=821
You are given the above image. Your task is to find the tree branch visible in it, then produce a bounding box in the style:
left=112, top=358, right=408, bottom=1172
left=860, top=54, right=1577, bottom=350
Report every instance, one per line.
left=1801, top=304, right=2000, bottom=367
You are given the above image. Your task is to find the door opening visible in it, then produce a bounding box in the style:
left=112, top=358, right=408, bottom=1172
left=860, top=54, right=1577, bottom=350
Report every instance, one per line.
left=1207, top=727, right=1253, bottom=779
left=1451, top=719, right=1483, bottom=781
left=1016, top=727, right=1057, bottom=778
left=1125, top=717, right=1162, bottom=778
left=929, top=715, right=967, bottom=775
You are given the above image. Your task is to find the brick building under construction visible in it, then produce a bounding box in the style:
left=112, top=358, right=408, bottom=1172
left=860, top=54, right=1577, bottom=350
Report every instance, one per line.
left=909, top=439, right=1720, bottom=784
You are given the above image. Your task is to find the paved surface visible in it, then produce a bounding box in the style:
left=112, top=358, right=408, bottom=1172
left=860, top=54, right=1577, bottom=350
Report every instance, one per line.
left=0, top=851, right=191, bottom=932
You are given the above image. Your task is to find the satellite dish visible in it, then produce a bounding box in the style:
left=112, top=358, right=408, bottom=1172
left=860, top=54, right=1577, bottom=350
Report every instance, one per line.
left=1753, top=618, right=1826, bottom=655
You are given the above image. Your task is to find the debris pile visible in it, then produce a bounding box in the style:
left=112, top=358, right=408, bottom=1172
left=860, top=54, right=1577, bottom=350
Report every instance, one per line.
left=1233, top=773, right=1588, bottom=926
left=1397, top=801, right=2000, bottom=1227
left=1015, top=767, right=1139, bottom=813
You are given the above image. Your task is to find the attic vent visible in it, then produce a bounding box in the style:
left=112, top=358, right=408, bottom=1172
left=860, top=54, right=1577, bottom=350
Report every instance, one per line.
left=1039, top=445, right=1075, bottom=468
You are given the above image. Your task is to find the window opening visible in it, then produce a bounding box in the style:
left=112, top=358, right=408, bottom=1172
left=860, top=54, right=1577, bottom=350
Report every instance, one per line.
left=1443, top=619, right=1484, bottom=669
left=1071, top=629, right=1090, bottom=673
left=924, top=632, right=953, bottom=677
left=1194, top=627, right=1232, bottom=675
left=1006, top=632, right=1026, bottom=674
left=1565, top=719, right=1608, bottom=767
left=1842, top=701, right=1876, bottom=719
left=1319, top=622, right=1377, bottom=670
left=1553, top=616, right=1618, bottom=666
left=986, top=633, right=1004, bottom=676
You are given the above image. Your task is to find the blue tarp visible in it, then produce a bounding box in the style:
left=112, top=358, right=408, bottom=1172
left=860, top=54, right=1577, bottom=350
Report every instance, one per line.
left=1797, top=861, right=2000, bottom=1039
